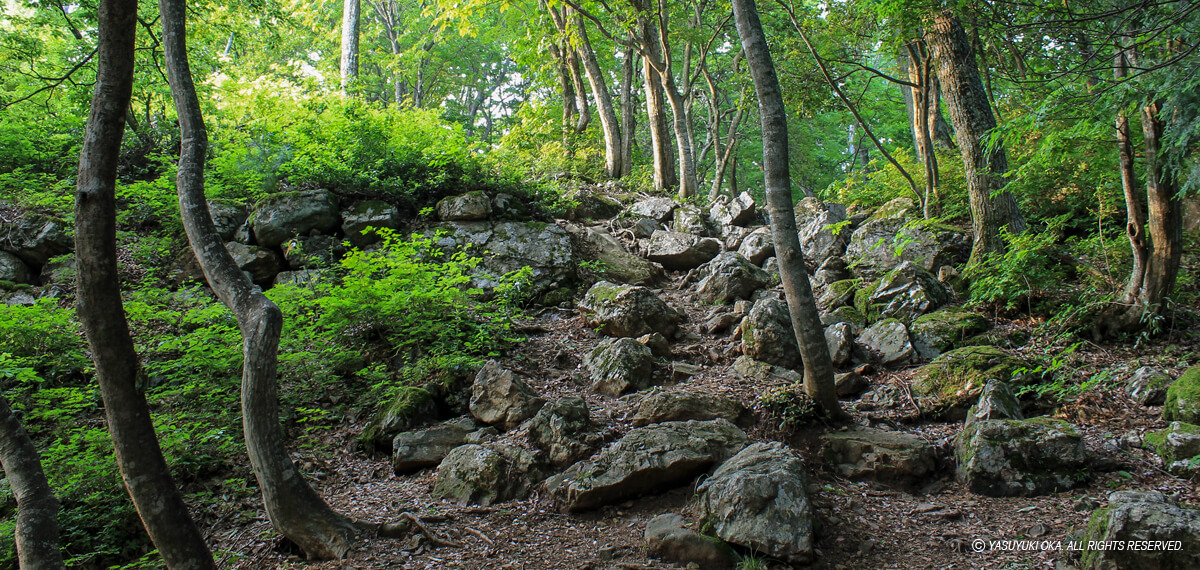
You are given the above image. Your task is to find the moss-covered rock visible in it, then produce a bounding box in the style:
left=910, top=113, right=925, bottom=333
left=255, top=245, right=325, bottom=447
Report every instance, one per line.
left=910, top=346, right=1030, bottom=420
left=1164, top=366, right=1200, bottom=424
left=1144, top=421, right=1200, bottom=465
left=1080, top=491, right=1200, bottom=570
left=909, top=307, right=990, bottom=358
left=954, top=417, right=1088, bottom=497
left=821, top=305, right=866, bottom=330
left=361, top=386, right=437, bottom=453
left=818, top=278, right=859, bottom=310
left=852, top=282, right=881, bottom=324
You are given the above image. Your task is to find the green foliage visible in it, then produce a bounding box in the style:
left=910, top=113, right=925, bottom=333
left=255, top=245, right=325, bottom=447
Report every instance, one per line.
left=826, top=147, right=969, bottom=221
left=758, top=384, right=820, bottom=430
left=965, top=216, right=1072, bottom=313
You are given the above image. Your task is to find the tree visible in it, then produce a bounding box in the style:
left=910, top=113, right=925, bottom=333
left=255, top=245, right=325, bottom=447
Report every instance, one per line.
left=159, top=0, right=359, bottom=559
left=341, top=0, right=361, bottom=92
left=0, top=396, right=64, bottom=570
left=926, top=9, right=1027, bottom=264
left=732, top=0, right=839, bottom=415
left=73, top=1, right=216, bottom=568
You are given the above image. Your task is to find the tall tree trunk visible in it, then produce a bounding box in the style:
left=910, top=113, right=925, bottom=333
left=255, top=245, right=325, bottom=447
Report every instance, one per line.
left=159, top=0, right=357, bottom=559
left=0, top=396, right=65, bottom=570
left=906, top=42, right=941, bottom=217
left=619, top=46, right=636, bottom=178
left=339, top=0, right=360, bottom=92
left=1114, top=47, right=1146, bottom=306
left=732, top=0, right=839, bottom=415
left=574, top=14, right=623, bottom=178
left=927, top=10, right=1026, bottom=265
left=663, top=84, right=699, bottom=199
left=643, top=53, right=676, bottom=190
left=567, top=48, right=591, bottom=134
left=75, top=2, right=216, bottom=568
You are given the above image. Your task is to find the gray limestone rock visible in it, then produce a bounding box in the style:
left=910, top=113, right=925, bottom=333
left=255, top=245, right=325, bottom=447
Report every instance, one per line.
left=644, top=514, right=735, bottom=569
left=469, top=360, right=545, bottom=431
left=252, top=189, right=340, bottom=249
left=578, top=281, right=683, bottom=338
left=853, top=319, right=914, bottom=366
left=646, top=230, right=721, bottom=270
left=392, top=417, right=477, bottom=474
left=822, top=428, right=936, bottom=487
left=584, top=338, right=655, bottom=396
left=695, top=252, right=771, bottom=305
left=631, top=390, right=749, bottom=427
left=955, top=417, right=1089, bottom=497
left=739, top=297, right=800, bottom=369
left=437, top=191, right=492, bottom=221
left=341, top=199, right=401, bottom=246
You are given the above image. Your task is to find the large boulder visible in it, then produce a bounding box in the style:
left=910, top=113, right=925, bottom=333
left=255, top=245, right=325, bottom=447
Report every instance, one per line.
left=469, top=360, right=545, bottom=431
left=252, top=189, right=340, bottom=249
left=578, top=281, right=683, bottom=338
left=910, top=346, right=1031, bottom=419
left=909, top=307, right=989, bottom=359
left=739, top=296, right=801, bottom=369
left=1126, top=366, right=1174, bottom=407
left=853, top=319, right=914, bottom=366
left=644, top=514, right=735, bottom=569
left=798, top=208, right=849, bottom=266
left=845, top=217, right=969, bottom=279
left=207, top=199, right=249, bottom=242
left=708, top=192, right=757, bottom=227
left=437, top=190, right=491, bottom=221
left=224, top=242, right=282, bottom=284
left=545, top=419, right=748, bottom=511
left=564, top=188, right=623, bottom=221
left=646, top=230, right=721, bottom=270
left=628, top=197, right=677, bottom=223
left=341, top=200, right=400, bottom=246
left=736, top=227, right=775, bottom=266
left=1143, top=422, right=1200, bottom=476
left=527, top=397, right=609, bottom=466
left=695, top=253, right=771, bottom=304
left=432, top=221, right=575, bottom=294
left=361, top=386, right=438, bottom=453
left=566, top=224, right=663, bottom=285
left=817, top=279, right=859, bottom=311
left=821, top=428, right=936, bottom=488
left=631, top=390, right=749, bottom=427
left=955, top=417, right=1089, bottom=497
left=0, top=251, right=32, bottom=284
left=696, top=442, right=814, bottom=565
left=673, top=204, right=709, bottom=235
left=868, top=261, right=950, bottom=323
left=432, top=444, right=541, bottom=505
left=1163, top=366, right=1200, bottom=424
left=391, top=417, right=477, bottom=474
left=1081, top=491, right=1200, bottom=570
left=964, top=380, right=1023, bottom=428
left=825, top=321, right=856, bottom=366
left=0, top=210, right=72, bottom=267
left=584, top=337, right=655, bottom=396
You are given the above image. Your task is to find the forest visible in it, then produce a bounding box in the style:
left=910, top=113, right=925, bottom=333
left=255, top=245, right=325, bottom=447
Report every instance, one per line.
left=1, top=0, right=1198, bottom=568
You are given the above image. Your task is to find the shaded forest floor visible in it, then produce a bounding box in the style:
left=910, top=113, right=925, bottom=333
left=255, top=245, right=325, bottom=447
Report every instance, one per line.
left=204, top=272, right=1199, bottom=570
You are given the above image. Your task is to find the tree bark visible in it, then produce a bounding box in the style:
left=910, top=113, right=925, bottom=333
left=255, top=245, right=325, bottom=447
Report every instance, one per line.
left=927, top=10, right=1026, bottom=264
left=0, top=396, right=65, bottom=570
left=339, top=0, right=360, bottom=92
left=574, top=13, right=624, bottom=178
left=637, top=13, right=676, bottom=191
left=1114, top=47, right=1146, bottom=307
left=619, top=46, right=636, bottom=178
left=159, top=0, right=357, bottom=559
left=732, top=0, right=839, bottom=415
left=74, top=2, right=216, bottom=568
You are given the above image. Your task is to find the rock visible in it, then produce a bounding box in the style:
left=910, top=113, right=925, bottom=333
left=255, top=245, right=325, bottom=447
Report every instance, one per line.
left=469, top=360, right=545, bottom=431
left=822, top=428, right=936, bottom=488
left=630, top=218, right=663, bottom=239
left=1127, top=366, right=1173, bottom=406
left=761, top=256, right=781, bottom=283
left=909, top=307, right=989, bottom=359
left=0, top=210, right=72, bottom=267
left=437, top=190, right=492, bottom=221
left=792, top=197, right=827, bottom=228
left=578, top=281, right=683, bottom=338
left=673, top=204, right=709, bottom=235
left=646, top=230, right=721, bottom=270
left=845, top=217, right=969, bottom=279
left=252, top=189, right=340, bottom=249
left=361, top=386, right=438, bottom=453
left=853, top=319, right=914, bottom=366
left=433, top=444, right=541, bottom=505
left=739, top=297, right=801, bottom=369
left=735, top=226, right=775, bottom=266
left=798, top=208, right=849, bottom=266
left=910, top=346, right=1031, bottom=420
left=564, top=189, right=623, bottom=220
left=818, top=279, right=859, bottom=310
left=636, top=332, right=672, bottom=358
left=224, top=242, right=282, bottom=284
left=631, top=390, right=749, bottom=427
left=644, top=514, right=735, bottom=569
left=207, top=199, right=249, bottom=242
left=546, top=419, right=748, bottom=511
left=825, top=322, right=856, bottom=366
left=812, top=256, right=851, bottom=289
left=964, top=380, right=1023, bottom=428
left=709, top=192, right=757, bottom=227
left=1081, top=491, right=1200, bottom=570
left=433, top=221, right=575, bottom=294
left=695, top=253, right=771, bottom=304
left=1143, top=421, right=1200, bottom=470
left=1163, top=366, right=1200, bottom=423
left=696, top=442, right=814, bottom=565
left=341, top=200, right=400, bottom=246
left=955, top=417, right=1089, bottom=497
left=491, top=192, right=526, bottom=219
left=821, top=305, right=866, bottom=330
left=0, top=251, right=31, bottom=284
left=836, top=372, right=869, bottom=398
left=628, top=197, right=677, bottom=223
left=671, top=362, right=702, bottom=382
left=566, top=224, right=663, bottom=285
left=869, top=261, right=950, bottom=323
left=392, top=417, right=477, bottom=474
left=732, top=356, right=803, bottom=385
left=40, top=254, right=75, bottom=284
left=584, top=338, right=655, bottom=396
left=282, top=234, right=345, bottom=269
left=870, top=196, right=916, bottom=220
left=274, top=269, right=321, bottom=287
left=528, top=397, right=608, bottom=466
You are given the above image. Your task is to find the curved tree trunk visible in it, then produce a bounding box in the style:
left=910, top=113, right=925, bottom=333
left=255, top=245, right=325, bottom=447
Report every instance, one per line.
left=732, top=0, right=839, bottom=415
left=574, top=14, right=623, bottom=178
left=74, top=2, right=216, bottom=569
left=0, top=396, right=65, bottom=570
left=1115, top=47, right=1147, bottom=307
left=927, top=10, right=1026, bottom=264
left=638, top=16, right=677, bottom=191
left=159, top=0, right=357, bottom=559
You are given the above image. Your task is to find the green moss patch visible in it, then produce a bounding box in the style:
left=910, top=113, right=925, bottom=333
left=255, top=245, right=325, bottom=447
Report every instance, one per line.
left=1163, top=366, right=1200, bottom=423
left=911, top=346, right=1029, bottom=407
